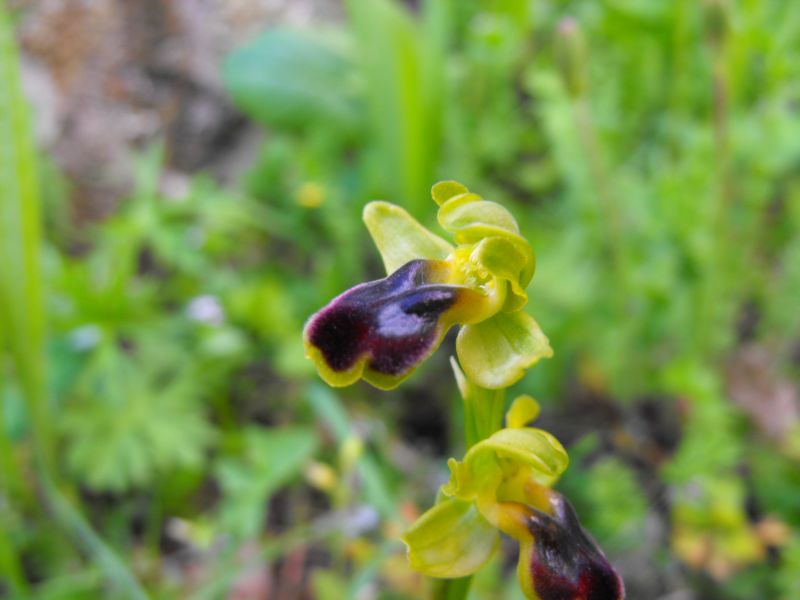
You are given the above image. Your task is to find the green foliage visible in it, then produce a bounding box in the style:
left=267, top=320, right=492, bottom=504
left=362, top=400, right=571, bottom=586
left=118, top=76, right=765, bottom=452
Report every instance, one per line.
left=1, top=0, right=799, bottom=597
left=1, top=5, right=148, bottom=597
left=750, top=443, right=800, bottom=528
left=223, top=28, right=361, bottom=137
left=216, top=426, right=318, bottom=539
left=0, top=0, right=46, bottom=456
left=224, top=0, right=450, bottom=216
left=312, top=569, right=350, bottom=600
left=777, top=536, right=800, bottom=600
left=662, top=363, right=743, bottom=484
left=61, top=346, right=215, bottom=492
left=580, top=458, right=647, bottom=551
left=344, top=0, right=449, bottom=215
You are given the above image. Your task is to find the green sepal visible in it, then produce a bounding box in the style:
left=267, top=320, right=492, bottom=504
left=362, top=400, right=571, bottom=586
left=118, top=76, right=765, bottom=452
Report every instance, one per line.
left=363, top=201, right=453, bottom=275
left=431, top=180, right=469, bottom=206
left=437, top=193, right=520, bottom=244
left=402, top=497, right=499, bottom=578
left=456, top=311, right=553, bottom=389
left=443, top=427, right=569, bottom=502
left=506, top=395, right=541, bottom=429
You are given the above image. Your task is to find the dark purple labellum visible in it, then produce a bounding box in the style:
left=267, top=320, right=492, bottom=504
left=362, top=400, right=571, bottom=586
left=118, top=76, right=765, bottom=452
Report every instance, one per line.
left=527, top=493, right=625, bottom=600
left=305, top=260, right=464, bottom=382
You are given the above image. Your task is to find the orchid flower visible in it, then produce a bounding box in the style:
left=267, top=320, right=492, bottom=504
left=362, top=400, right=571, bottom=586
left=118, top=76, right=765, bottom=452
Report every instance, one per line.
left=403, top=388, right=625, bottom=600
left=303, top=181, right=552, bottom=390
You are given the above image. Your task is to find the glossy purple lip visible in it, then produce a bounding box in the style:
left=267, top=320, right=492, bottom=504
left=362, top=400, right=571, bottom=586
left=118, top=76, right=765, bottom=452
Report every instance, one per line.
left=305, top=260, right=465, bottom=379
left=527, top=492, right=625, bottom=600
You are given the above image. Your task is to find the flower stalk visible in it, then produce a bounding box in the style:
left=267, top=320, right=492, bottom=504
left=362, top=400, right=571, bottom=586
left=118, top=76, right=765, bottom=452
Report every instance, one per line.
left=304, top=181, right=624, bottom=599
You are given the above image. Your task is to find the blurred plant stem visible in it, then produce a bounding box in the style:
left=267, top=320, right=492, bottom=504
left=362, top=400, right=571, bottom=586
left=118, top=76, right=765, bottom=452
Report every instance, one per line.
left=572, top=98, right=628, bottom=289
left=698, top=0, right=733, bottom=356
left=0, top=4, right=147, bottom=598
left=307, top=384, right=397, bottom=520
left=557, top=18, right=630, bottom=306
left=668, top=0, right=692, bottom=116
left=0, top=513, right=28, bottom=596
left=0, top=365, right=28, bottom=596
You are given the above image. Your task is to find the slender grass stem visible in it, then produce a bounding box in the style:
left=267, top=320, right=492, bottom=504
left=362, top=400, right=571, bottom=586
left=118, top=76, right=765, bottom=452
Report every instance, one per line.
left=0, top=516, right=29, bottom=597
left=697, top=10, right=733, bottom=356
left=431, top=574, right=473, bottom=600
left=572, top=98, right=629, bottom=293
left=0, top=5, right=149, bottom=597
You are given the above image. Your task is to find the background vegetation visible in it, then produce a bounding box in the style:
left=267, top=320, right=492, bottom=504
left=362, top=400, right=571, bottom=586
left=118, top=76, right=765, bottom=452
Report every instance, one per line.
left=2, top=0, right=799, bottom=598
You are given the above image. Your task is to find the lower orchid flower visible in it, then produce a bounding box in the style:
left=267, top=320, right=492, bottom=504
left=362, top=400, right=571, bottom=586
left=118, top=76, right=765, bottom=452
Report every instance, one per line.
left=403, top=393, right=625, bottom=600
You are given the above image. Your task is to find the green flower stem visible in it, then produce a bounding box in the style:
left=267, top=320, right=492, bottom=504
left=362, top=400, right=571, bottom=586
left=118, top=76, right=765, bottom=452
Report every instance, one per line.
left=433, top=365, right=508, bottom=600
left=463, top=383, right=507, bottom=450
left=431, top=574, right=473, bottom=600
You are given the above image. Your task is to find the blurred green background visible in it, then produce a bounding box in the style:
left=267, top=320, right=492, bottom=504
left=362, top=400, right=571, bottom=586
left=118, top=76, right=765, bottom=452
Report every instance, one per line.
left=2, top=0, right=800, bottom=598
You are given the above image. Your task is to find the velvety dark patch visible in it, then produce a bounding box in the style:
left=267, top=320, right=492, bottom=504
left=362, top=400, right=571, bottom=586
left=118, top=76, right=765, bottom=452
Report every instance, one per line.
left=306, top=260, right=461, bottom=377
left=528, top=493, right=624, bottom=600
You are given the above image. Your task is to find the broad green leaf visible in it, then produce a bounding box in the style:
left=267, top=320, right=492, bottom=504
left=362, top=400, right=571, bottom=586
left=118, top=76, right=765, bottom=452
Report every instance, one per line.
left=363, top=201, right=453, bottom=274
left=402, top=498, right=499, bottom=578
left=223, top=28, right=361, bottom=135
left=456, top=311, right=552, bottom=389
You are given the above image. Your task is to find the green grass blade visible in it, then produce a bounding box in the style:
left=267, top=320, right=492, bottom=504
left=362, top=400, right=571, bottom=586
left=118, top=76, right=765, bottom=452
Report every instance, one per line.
left=0, top=5, right=148, bottom=598
left=0, top=0, right=51, bottom=470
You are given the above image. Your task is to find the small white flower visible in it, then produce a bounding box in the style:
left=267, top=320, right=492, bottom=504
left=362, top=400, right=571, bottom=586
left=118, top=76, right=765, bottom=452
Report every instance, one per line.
left=187, top=295, right=224, bottom=326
